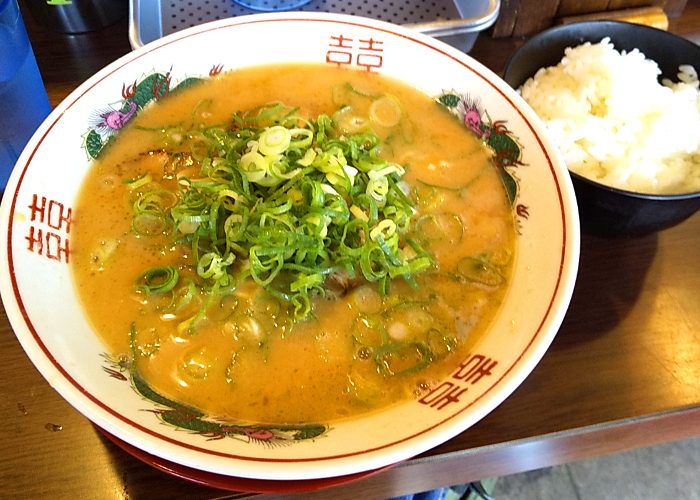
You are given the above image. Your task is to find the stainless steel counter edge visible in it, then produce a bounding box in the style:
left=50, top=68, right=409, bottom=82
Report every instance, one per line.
left=128, top=0, right=500, bottom=50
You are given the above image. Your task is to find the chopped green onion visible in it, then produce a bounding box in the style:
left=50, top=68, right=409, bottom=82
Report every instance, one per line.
left=369, top=95, right=402, bottom=128
left=136, top=266, right=179, bottom=295
left=128, top=101, right=434, bottom=320
left=258, top=125, right=292, bottom=155
left=374, top=341, right=432, bottom=376
left=457, top=255, right=504, bottom=287
left=123, top=173, right=153, bottom=190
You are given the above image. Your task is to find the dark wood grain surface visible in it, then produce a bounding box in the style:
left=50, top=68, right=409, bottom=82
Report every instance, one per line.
left=2, top=1, right=699, bottom=498
left=492, top=0, right=690, bottom=36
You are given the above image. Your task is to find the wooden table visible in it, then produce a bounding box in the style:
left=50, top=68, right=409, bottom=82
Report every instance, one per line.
left=2, top=1, right=699, bottom=498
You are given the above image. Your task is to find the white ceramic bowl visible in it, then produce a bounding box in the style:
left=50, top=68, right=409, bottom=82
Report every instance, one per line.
left=0, top=12, right=579, bottom=485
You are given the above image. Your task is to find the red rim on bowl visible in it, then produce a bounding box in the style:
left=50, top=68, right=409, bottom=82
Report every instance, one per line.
left=96, top=425, right=394, bottom=493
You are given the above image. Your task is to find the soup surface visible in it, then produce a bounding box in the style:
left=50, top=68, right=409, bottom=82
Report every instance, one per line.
left=71, top=64, right=515, bottom=424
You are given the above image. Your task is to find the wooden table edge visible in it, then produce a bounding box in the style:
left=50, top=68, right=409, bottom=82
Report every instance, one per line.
left=273, top=405, right=700, bottom=498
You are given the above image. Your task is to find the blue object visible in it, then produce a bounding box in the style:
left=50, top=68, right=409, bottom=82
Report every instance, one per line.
left=389, top=487, right=451, bottom=500
left=0, top=0, right=52, bottom=192
left=231, top=0, right=312, bottom=12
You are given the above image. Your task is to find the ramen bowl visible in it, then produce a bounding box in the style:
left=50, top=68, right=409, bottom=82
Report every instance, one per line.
left=503, top=21, right=700, bottom=237
left=0, top=12, right=579, bottom=486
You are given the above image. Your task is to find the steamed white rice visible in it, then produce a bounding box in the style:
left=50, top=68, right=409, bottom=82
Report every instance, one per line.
left=520, top=37, right=700, bottom=194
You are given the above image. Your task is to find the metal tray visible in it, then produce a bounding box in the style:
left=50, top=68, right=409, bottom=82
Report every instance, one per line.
left=128, top=0, right=499, bottom=52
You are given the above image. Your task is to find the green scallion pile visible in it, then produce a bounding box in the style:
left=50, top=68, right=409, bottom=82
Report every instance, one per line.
left=132, top=102, right=433, bottom=320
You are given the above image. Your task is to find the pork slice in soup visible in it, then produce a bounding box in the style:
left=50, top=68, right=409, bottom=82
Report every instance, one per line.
left=71, top=64, right=515, bottom=424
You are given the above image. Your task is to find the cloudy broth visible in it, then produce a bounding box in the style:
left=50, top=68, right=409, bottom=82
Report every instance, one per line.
left=71, top=64, right=515, bottom=424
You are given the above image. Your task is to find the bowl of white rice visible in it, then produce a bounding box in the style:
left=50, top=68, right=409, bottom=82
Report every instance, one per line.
left=504, top=20, right=700, bottom=236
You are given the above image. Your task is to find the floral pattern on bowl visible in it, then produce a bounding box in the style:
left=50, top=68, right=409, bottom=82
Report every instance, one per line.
left=102, top=353, right=328, bottom=446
